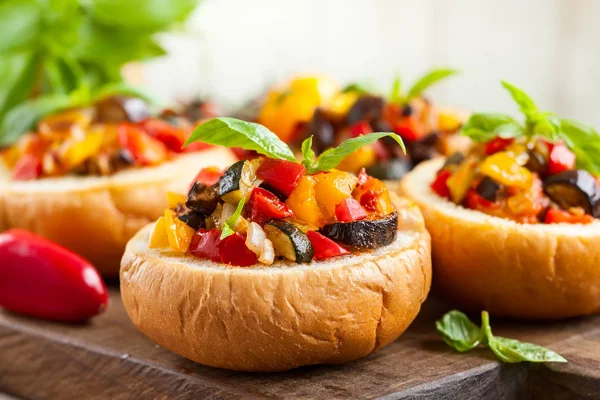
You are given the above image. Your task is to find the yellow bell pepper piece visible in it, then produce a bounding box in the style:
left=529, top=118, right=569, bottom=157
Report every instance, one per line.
left=167, top=192, right=187, bottom=209
left=437, top=110, right=463, bottom=132
left=313, top=171, right=358, bottom=219
left=327, top=91, right=359, bottom=119
left=446, top=158, right=477, bottom=203
left=336, top=145, right=376, bottom=174
left=286, top=176, right=324, bottom=227
left=164, top=209, right=196, bottom=252
left=59, top=132, right=104, bottom=169
left=480, top=152, right=533, bottom=189
left=149, top=216, right=170, bottom=249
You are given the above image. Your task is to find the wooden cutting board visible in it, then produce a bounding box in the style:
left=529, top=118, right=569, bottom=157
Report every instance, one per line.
left=1, top=286, right=599, bottom=400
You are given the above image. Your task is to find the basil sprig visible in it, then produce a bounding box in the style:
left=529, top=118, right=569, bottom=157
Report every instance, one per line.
left=436, top=310, right=567, bottom=363
left=186, top=118, right=406, bottom=174
left=389, top=68, right=459, bottom=105
left=220, top=197, right=246, bottom=239
left=461, top=81, right=600, bottom=174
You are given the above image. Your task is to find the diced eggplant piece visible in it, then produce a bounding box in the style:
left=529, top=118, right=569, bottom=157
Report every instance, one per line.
left=525, top=149, right=547, bottom=174
left=443, top=152, right=465, bottom=169
left=402, top=104, right=413, bottom=117
left=366, top=158, right=411, bottom=180
left=177, top=210, right=206, bottom=230
left=476, top=177, right=501, bottom=202
left=186, top=182, right=220, bottom=215
left=219, top=160, right=245, bottom=200
left=321, top=212, right=398, bottom=249
left=543, top=170, right=600, bottom=217
left=381, top=135, right=406, bottom=158
left=306, top=108, right=335, bottom=153
left=264, top=219, right=313, bottom=263
left=405, top=132, right=440, bottom=165
left=95, top=96, right=150, bottom=123
left=346, top=95, right=385, bottom=125
left=371, top=119, right=393, bottom=133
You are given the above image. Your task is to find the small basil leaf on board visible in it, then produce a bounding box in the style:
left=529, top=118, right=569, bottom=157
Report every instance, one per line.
left=435, top=310, right=482, bottom=352
left=308, top=132, right=405, bottom=174
left=488, top=336, right=567, bottom=364
left=460, top=113, right=525, bottom=143
left=501, top=81, right=539, bottom=120
left=406, top=68, right=459, bottom=101
left=0, top=94, right=74, bottom=146
left=220, top=198, right=246, bottom=240
left=185, top=118, right=296, bottom=162
left=301, top=136, right=316, bottom=170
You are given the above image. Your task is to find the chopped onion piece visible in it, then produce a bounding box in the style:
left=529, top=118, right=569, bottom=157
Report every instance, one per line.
left=259, top=238, right=275, bottom=265
left=245, top=222, right=266, bottom=255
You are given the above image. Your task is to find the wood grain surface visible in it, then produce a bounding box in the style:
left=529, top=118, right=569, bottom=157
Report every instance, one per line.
left=0, top=287, right=599, bottom=399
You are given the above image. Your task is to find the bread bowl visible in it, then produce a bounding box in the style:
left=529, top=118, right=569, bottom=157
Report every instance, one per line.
left=0, top=97, right=237, bottom=275
left=399, top=81, right=600, bottom=319
left=120, top=117, right=431, bottom=371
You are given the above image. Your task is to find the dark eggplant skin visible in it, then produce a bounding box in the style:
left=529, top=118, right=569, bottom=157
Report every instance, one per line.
left=476, top=177, right=501, bottom=202
left=405, top=132, right=440, bottom=165
left=218, top=160, right=245, bottom=196
left=346, top=95, right=385, bottom=126
left=95, top=96, right=150, bottom=123
left=321, top=212, right=398, bottom=250
left=543, top=169, right=600, bottom=217
left=186, top=182, right=220, bottom=215
left=259, top=182, right=288, bottom=202
left=366, top=158, right=411, bottom=181
left=265, top=219, right=314, bottom=263
left=443, top=152, right=465, bottom=169
left=306, top=108, right=335, bottom=153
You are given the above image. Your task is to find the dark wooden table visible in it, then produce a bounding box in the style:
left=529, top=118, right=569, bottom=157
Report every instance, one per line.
left=1, top=287, right=599, bottom=399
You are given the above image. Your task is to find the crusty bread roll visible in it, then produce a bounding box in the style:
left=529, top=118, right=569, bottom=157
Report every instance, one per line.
left=120, top=197, right=431, bottom=371
left=0, top=148, right=237, bottom=276
left=400, top=158, right=600, bottom=319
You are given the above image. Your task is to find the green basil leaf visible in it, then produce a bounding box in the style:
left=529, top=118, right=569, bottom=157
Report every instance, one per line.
left=558, top=119, right=600, bottom=174
left=389, top=76, right=402, bottom=104
left=0, top=0, right=41, bottom=53
left=301, top=136, right=316, bottom=170
left=435, top=310, right=482, bottom=353
left=342, top=81, right=378, bottom=95
left=0, top=94, right=74, bottom=146
left=406, top=68, right=458, bottom=101
left=488, top=336, right=567, bottom=364
left=460, top=113, right=525, bottom=143
left=0, top=52, right=38, bottom=120
left=308, top=132, right=405, bottom=174
left=220, top=197, right=246, bottom=240
left=501, top=81, right=539, bottom=120
left=185, top=118, right=296, bottom=162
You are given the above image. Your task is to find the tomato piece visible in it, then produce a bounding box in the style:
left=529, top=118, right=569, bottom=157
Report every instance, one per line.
left=190, top=229, right=257, bottom=266
left=394, top=117, right=422, bottom=141
left=464, top=189, right=498, bottom=210
left=547, top=142, right=576, bottom=175
left=118, top=123, right=168, bottom=166
left=352, top=175, right=394, bottom=215
left=256, top=159, right=306, bottom=196
left=12, top=154, right=42, bottom=180
left=335, top=198, right=368, bottom=222
left=190, top=167, right=223, bottom=189
left=544, top=208, right=593, bottom=224
left=0, top=229, right=108, bottom=322
left=246, top=187, right=293, bottom=225
left=349, top=121, right=373, bottom=137
left=484, top=137, right=514, bottom=155
left=430, top=169, right=452, bottom=199
left=139, top=119, right=185, bottom=152
left=306, top=230, right=349, bottom=260
left=189, top=228, right=222, bottom=261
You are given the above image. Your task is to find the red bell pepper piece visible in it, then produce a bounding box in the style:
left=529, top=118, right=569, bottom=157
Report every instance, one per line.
left=190, top=229, right=257, bottom=266
left=544, top=208, right=593, bottom=224
left=484, top=137, right=514, bottom=155
left=246, top=187, right=293, bottom=225
left=394, top=117, right=421, bottom=141
left=118, top=123, right=168, bottom=166
left=307, top=230, right=350, bottom=260
left=430, top=169, right=452, bottom=199
left=335, top=198, right=368, bottom=222
left=547, top=142, right=576, bottom=175
left=190, top=167, right=223, bottom=190
left=138, top=119, right=185, bottom=152
left=349, top=121, right=373, bottom=137
left=0, top=229, right=108, bottom=322
left=464, top=189, right=498, bottom=210
left=256, top=159, right=306, bottom=196
left=12, top=154, right=42, bottom=180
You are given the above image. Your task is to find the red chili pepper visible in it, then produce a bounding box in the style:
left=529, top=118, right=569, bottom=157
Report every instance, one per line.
left=484, top=137, right=514, bottom=155
left=544, top=208, right=593, bottom=224
left=307, top=230, right=350, bottom=260
left=430, top=169, right=452, bottom=199
left=118, top=123, right=168, bottom=166
left=335, top=198, right=368, bottom=222
left=349, top=121, right=373, bottom=137
left=138, top=119, right=185, bottom=152
left=246, top=187, right=293, bottom=225
left=189, top=229, right=257, bottom=266
left=256, top=159, right=306, bottom=196
left=547, top=142, right=576, bottom=175
left=394, top=117, right=421, bottom=141
left=12, top=154, right=42, bottom=180
left=463, top=189, right=498, bottom=210
left=0, top=229, right=108, bottom=322
left=190, top=167, right=223, bottom=190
